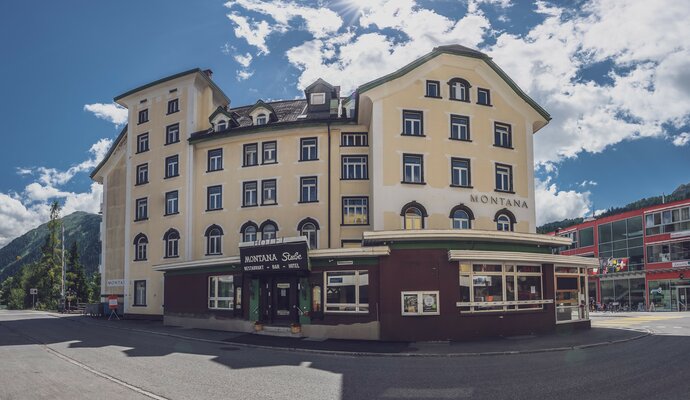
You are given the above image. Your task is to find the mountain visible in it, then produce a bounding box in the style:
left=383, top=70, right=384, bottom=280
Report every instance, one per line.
left=0, top=212, right=101, bottom=282
left=537, top=181, right=690, bottom=233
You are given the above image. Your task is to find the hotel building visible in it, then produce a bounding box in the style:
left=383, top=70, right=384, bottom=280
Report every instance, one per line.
left=553, top=198, right=690, bottom=312
left=92, top=45, right=597, bottom=341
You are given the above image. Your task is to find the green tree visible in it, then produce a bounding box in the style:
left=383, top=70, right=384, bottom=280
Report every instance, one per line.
left=30, top=201, right=64, bottom=309
left=8, top=288, right=25, bottom=310
left=88, top=271, right=101, bottom=303
left=65, top=241, right=87, bottom=303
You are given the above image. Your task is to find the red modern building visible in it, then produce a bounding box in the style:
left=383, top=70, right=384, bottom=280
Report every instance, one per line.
left=553, top=198, right=690, bottom=311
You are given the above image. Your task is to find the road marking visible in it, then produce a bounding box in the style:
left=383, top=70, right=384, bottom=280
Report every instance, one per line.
left=381, top=388, right=474, bottom=398
left=299, top=361, right=312, bottom=368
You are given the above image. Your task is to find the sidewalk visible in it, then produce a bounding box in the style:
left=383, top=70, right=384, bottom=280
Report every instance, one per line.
left=58, top=314, right=649, bottom=357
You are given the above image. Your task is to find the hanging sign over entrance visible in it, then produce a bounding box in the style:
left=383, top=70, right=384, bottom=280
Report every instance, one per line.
left=240, top=237, right=309, bottom=274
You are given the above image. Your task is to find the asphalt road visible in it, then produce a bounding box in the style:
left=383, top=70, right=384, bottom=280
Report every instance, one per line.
left=1, top=310, right=689, bottom=400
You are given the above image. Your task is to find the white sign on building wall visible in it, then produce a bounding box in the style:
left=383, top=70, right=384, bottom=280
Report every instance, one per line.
left=106, top=279, right=125, bottom=287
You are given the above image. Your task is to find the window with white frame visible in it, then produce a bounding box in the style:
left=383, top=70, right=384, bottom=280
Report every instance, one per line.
left=450, top=115, right=470, bottom=141
left=300, top=221, right=318, bottom=249
left=261, top=222, right=277, bottom=240
left=451, top=158, right=470, bottom=187
left=458, top=263, right=544, bottom=312
left=401, top=291, right=439, bottom=316
left=495, top=164, right=512, bottom=192
left=341, top=155, right=368, bottom=180
left=404, top=207, right=423, bottom=229
left=138, top=109, right=148, bottom=124
left=261, top=179, right=277, bottom=205
left=243, top=143, right=258, bottom=166
left=242, top=224, right=257, bottom=242
left=166, top=123, right=180, bottom=145
left=205, top=225, right=223, bottom=255
left=135, top=198, right=148, bottom=221
left=255, top=114, right=267, bottom=125
left=167, top=98, right=179, bottom=114
left=555, top=266, right=589, bottom=322
left=403, top=154, right=423, bottom=183
left=243, top=181, right=257, bottom=207
left=645, top=206, right=690, bottom=236
left=426, top=80, right=440, bottom=97
left=496, top=214, right=512, bottom=231
left=262, top=141, right=277, bottom=164
left=208, top=275, right=234, bottom=309
left=137, top=133, right=149, bottom=153
left=165, top=155, right=179, bottom=178
left=341, top=132, right=368, bottom=147
left=136, top=163, right=148, bottom=185
left=133, top=280, right=146, bottom=306
left=310, top=93, right=325, bottom=105
left=300, top=177, right=318, bottom=203
left=494, top=122, right=512, bottom=148
left=207, top=185, right=222, bottom=211
left=342, top=197, right=368, bottom=225
left=163, top=229, right=180, bottom=258
left=402, top=110, right=423, bottom=136
left=165, top=190, right=178, bottom=215
left=324, top=270, right=369, bottom=313
left=216, top=120, right=227, bottom=132
left=477, top=88, right=491, bottom=105
left=452, top=209, right=471, bottom=229
left=134, top=234, right=148, bottom=261
left=208, top=148, right=223, bottom=172
left=449, top=79, right=470, bottom=101
left=300, top=137, right=318, bottom=161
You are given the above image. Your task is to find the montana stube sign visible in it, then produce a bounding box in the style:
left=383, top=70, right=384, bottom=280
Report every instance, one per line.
left=470, top=194, right=528, bottom=208
left=239, top=237, right=310, bottom=274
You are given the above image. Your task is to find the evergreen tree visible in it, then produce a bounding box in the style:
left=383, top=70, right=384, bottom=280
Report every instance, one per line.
left=88, top=271, right=101, bottom=303
left=65, top=241, right=87, bottom=303
left=31, top=201, right=63, bottom=309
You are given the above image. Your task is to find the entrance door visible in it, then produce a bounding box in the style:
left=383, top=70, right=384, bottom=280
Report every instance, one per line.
left=273, top=279, right=293, bottom=323
left=677, top=286, right=690, bottom=311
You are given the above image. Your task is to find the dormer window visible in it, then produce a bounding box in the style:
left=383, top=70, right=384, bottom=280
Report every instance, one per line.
left=448, top=78, right=471, bottom=102
left=256, top=114, right=267, bottom=125
left=216, top=120, right=226, bottom=132
left=310, top=93, right=326, bottom=105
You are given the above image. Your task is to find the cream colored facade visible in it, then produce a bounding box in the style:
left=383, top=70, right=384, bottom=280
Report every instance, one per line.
left=92, top=46, right=549, bottom=316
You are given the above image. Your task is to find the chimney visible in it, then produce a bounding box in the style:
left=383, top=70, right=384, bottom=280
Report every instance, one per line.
left=203, top=69, right=213, bottom=79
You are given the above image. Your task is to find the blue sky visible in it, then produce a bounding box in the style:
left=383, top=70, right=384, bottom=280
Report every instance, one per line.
left=0, top=0, right=688, bottom=246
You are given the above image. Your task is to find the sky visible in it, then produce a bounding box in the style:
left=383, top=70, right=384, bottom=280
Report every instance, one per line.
left=0, top=0, right=689, bottom=247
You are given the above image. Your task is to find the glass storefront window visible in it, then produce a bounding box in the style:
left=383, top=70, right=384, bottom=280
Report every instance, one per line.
left=458, top=263, right=543, bottom=312
left=579, top=227, right=594, bottom=247
left=555, top=267, right=589, bottom=323
left=324, top=270, right=369, bottom=313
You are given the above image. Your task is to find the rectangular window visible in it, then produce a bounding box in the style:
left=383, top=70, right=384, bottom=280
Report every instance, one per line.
left=647, top=240, right=690, bottom=263
left=579, top=227, right=594, bottom=247
left=450, top=115, right=470, bottom=141
left=555, top=267, right=589, bottom=322
left=207, top=148, right=223, bottom=172
left=133, top=280, right=146, bottom=306
left=208, top=276, right=234, bottom=310
left=403, top=154, right=424, bottom=184
left=402, top=110, right=423, bottom=136
left=451, top=158, right=471, bottom=187
left=310, top=93, right=325, bottom=105
left=243, top=143, right=258, bottom=166
left=300, top=177, right=318, bottom=203
left=136, top=133, right=149, bottom=153
left=243, top=181, right=257, bottom=207
left=341, top=155, right=368, bottom=180
left=458, top=263, right=544, bottom=312
left=167, top=98, right=179, bottom=114
left=165, top=155, right=179, bottom=178
left=495, top=163, right=513, bottom=192
left=165, top=190, right=179, bottom=215
left=207, top=185, right=222, bottom=211
left=341, top=132, right=368, bottom=147
left=262, top=141, right=277, bottom=164
left=324, top=270, right=369, bottom=313
left=494, top=122, right=512, bottom=148
left=426, top=80, right=440, bottom=98
left=401, top=291, right=440, bottom=316
left=645, top=207, right=690, bottom=235
left=135, top=198, right=148, bottom=221
left=135, top=163, right=148, bottom=185
left=166, top=123, right=180, bottom=145
left=477, top=88, right=491, bottom=105
left=300, top=137, right=318, bottom=161
left=342, top=197, right=368, bottom=225
left=138, top=109, right=148, bottom=124
left=261, top=179, right=277, bottom=205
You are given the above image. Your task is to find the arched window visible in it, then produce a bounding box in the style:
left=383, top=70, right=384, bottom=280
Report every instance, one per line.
left=260, top=220, right=278, bottom=240
left=448, top=78, right=471, bottom=102
left=494, top=209, right=516, bottom=232
left=400, top=201, right=427, bottom=229
left=133, top=233, right=148, bottom=261
left=205, top=224, right=223, bottom=255
left=298, top=218, right=320, bottom=249
left=240, top=221, right=258, bottom=243
left=163, top=228, right=180, bottom=258
left=449, top=204, right=474, bottom=229
left=256, top=113, right=267, bottom=125
left=216, top=120, right=227, bottom=132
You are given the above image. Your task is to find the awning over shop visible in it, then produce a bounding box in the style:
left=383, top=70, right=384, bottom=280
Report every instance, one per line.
left=448, top=250, right=599, bottom=267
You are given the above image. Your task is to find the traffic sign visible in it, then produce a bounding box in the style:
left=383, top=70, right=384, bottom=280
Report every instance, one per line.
left=29, top=288, right=37, bottom=295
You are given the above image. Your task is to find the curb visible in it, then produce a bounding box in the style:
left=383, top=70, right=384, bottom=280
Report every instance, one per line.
left=50, top=312, right=653, bottom=358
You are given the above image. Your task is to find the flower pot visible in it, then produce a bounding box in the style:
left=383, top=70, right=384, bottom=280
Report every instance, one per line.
left=254, top=322, right=264, bottom=332
left=290, top=324, right=301, bottom=334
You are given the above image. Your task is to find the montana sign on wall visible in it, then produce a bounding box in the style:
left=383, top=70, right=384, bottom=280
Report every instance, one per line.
left=240, top=237, right=310, bottom=274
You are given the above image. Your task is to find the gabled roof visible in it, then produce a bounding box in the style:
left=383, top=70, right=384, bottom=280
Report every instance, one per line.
left=90, top=124, right=128, bottom=179
left=221, top=99, right=308, bottom=128
left=113, top=68, right=230, bottom=105
left=358, top=44, right=550, bottom=122
left=246, top=99, right=277, bottom=117
left=208, top=106, right=234, bottom=121
left=304, top=78, right=334, bottom=92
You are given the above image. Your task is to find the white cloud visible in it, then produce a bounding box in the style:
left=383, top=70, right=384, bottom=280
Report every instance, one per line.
left=579, top=180, right=598, bottom=187
left=84, top=103, right=128, bottom=126
left=673, top=132, right=690, bottom=146
left=237, top=70, right=254, bottom=81
left=226, top=13, right=274, bottom=55
left=234, top=52, right=253, bottom=68
left=535, top=177, right=592, bottom=225
left=0, top=138, right=112, bottom=248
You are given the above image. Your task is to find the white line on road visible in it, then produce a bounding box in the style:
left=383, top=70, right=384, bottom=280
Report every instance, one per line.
left=299, top=361, right=312, bottom=368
